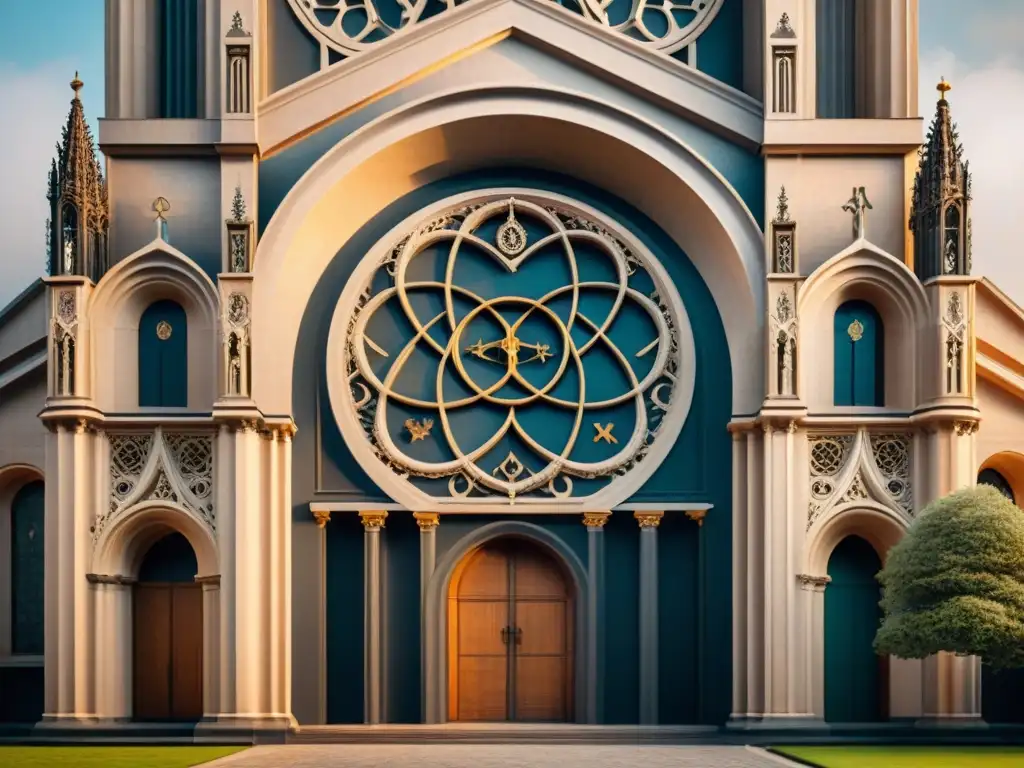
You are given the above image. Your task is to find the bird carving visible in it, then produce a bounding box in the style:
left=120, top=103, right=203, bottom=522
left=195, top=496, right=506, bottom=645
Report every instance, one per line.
left=405, top=418, right=433, bottom=442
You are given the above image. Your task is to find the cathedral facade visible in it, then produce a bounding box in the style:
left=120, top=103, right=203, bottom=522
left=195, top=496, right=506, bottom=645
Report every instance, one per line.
left=1, top=0, right=1023, bottom=733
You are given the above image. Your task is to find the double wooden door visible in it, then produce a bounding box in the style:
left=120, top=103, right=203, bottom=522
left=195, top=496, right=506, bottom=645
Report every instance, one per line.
left=449, top=541, right=573, bottom=722
left=133, top=583, right=203, bottom=721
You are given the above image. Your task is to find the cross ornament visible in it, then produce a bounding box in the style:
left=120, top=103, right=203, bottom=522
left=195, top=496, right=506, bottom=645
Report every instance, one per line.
left=593, top=423, right=617, bottom=444
left=842, top=187, right=873, bottom=241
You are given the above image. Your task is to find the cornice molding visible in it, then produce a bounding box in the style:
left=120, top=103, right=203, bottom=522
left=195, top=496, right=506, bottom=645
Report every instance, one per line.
left=258, top=0, right=763, bottom=156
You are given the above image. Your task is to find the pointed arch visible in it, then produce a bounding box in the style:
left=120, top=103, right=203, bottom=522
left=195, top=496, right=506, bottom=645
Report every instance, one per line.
left=89, top=241, right=218, bottom=411
left=799, top=242, right=929, bottom=411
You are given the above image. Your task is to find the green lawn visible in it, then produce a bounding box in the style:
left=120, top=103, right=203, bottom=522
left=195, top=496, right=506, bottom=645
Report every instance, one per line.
left=0, top=746, right=246, bottom=768
left=774, top=746, right=1024, bottom=768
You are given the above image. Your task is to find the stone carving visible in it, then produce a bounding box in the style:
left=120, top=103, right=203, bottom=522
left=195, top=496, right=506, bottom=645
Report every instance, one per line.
left=772, top=12, right=795, bottom=38
left=808, top=429, right=913, bottom=529
left=288, top=0, right=723, bottom=57
left=337, top=193, right=690, bottom=506
left=52, top=290, right=78, bottom=396
left=771, top=187, right=796, bottom=272
left=224, top=292, right=251, bottom=397
left=943, top=291, right=966, bottom=395
left=842, top=186, right=873, bottom=241
left=98, top=430, right=214, bottom=542
left=770, top=290, right=798, bottom=396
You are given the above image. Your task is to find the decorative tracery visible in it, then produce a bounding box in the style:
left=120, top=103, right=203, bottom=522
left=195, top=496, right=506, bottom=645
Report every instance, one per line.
left=331, top=193, right=693, bottom=507
left=287, top=0, right=722, bottom=58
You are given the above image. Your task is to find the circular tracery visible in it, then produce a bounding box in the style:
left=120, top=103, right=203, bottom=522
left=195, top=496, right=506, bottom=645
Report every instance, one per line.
left=287, top=0, right=723, bottom=57
left=327, top=191, right=694, bottom=509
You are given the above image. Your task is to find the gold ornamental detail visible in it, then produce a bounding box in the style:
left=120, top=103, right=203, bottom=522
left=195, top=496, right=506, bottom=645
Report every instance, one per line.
left=413, top=512, right=439, bottom=530
left=359, top=511, right=388, bottom=531
left=847, top=319, right=864, bottom=342
left=156, top=320, right=173, bottom=340
left=313, top=510, right=331, bottom=529
left=685, top=509, right=707, bottom=527
left=634, top=512, right=663, bottom=529
left=582, top=511, right=611, bottom=529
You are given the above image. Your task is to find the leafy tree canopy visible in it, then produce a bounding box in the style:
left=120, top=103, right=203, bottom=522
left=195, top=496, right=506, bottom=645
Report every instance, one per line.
left=875, top=485, right=1024, bottom=669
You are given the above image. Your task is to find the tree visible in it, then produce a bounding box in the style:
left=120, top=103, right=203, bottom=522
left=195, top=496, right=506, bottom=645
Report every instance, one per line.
left=875, top=484, right=1024, bottom=669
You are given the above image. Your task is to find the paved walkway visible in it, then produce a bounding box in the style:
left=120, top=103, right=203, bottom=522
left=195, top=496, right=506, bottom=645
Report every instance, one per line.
left=204, top=744, right=797, bottom=768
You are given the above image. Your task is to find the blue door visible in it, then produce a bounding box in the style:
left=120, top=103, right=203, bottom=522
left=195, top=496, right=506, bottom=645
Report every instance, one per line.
left=11, top=480, right=44, bottom=655
left=834, top=300, right=884, bottom=406
left=139, top=300, right=188, bottom=407
left=825, top=535, right=886, bottom=722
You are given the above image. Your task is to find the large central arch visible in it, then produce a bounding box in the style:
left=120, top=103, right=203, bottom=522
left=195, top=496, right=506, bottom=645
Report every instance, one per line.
left=251, top=85, right=765, bottom=418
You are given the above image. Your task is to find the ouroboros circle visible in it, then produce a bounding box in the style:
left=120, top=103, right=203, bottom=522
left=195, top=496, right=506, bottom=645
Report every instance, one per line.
left=326, top=189, right=696, bottom=510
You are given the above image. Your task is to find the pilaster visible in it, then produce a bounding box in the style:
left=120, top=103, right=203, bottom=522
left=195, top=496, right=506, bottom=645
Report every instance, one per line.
left=415, top=512, right=439, bottom=722
left=583, top=511, right=609, bottom=724
left=634, top=511, right=661, bottom=725
left=360, top=510, right=387, bottom=725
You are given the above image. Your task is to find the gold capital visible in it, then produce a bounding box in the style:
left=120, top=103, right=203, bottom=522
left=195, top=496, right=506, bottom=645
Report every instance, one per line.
left=582, top=511, right=611, bottom=529
left=360, top=510, right=388, bottom=531
left=685, top=509, right=707, bottom=527
left=312, top=510, right=331, bottom=529
left=634, top=511, right=663, bottom=529
left=413, top=512, right=439, bottom=530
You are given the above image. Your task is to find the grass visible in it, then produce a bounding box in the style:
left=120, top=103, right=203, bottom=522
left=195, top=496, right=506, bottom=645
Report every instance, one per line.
left=0, top=746, right=246, bottom=768
left=774, top=746, right=1024, bottom=768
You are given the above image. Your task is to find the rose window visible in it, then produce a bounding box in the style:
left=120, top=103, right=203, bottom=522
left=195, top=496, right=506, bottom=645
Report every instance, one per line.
left=287, top=0, right=723, bottom=57
left=327, top=192, right=695, bottom=509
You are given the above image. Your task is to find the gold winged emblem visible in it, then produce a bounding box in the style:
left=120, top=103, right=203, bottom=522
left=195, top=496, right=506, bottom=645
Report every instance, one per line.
left=405, top=418, right=434, bottom=442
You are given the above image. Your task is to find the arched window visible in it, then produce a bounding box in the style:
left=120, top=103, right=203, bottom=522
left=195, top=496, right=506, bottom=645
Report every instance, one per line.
left=834, top=300, right=884, bottom=407
left=978, top=468, right=1015, bottom=505
left=139, top=300, right=188, bottom=407
left=11, top=481, right=44, bottom=655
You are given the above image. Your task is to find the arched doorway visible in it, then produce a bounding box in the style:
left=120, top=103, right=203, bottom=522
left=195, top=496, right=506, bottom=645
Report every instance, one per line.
left=824, top=535, right=887, bottom=722
left=133, top=532, right=203, bottom=721
left=447, top=538, right=574, bottom=722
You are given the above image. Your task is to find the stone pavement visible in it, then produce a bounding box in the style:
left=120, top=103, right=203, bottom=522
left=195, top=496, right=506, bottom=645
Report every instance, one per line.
left=203, top=744, right=798, bottom=768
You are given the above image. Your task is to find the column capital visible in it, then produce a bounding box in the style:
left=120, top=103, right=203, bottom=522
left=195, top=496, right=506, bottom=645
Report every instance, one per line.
left=954, top=419, right=979, bottom=436
left=796, top=573, right=831, bottom=592
left=194, top=574, right=221, bottom=587
left=685, top=509, right=708, bottom=527
left=413, top=512, right=439, bottom=530
left=634, top=511, right=663, bottom=529
left=312, top=509, right=331, bottom=529
left=582, top=511, right=611, bottom=529
left=360, top=510, right=388, bottom=531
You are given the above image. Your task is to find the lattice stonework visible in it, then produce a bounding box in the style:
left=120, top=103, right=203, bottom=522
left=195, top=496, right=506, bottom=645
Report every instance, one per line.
left=287, top=0, right=723, bottom=57
left=97, top=431, right=214, bottom=542
left=330, top=192, right=694, bottom=509
left=807, top=430, right=913, bottom=530
left=870, top=433, right=913, bottom=513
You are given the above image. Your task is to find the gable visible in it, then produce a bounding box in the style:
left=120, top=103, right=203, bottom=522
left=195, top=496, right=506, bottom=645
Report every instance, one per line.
left=258, top=36, right=764, bottom=231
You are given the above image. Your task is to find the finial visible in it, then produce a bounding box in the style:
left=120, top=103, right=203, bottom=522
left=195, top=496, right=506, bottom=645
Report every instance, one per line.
left=775, top=185, right=791, bottom=223
left=231, top=11, right=244, bottom=31
left=842, top=186, right=873, bottom=241
left=153, top=197, right=171, bottom=241
left=937, top=77, right=952, bottom=101
left=231, top=185, right=247, bottom=222
left=70, top=71, right=83, bottom=97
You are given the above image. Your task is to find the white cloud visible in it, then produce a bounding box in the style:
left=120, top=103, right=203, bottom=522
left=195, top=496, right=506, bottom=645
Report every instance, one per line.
left=0, top=62, right=99, bottom=309
left=918, top=50, right=1024, bottom=304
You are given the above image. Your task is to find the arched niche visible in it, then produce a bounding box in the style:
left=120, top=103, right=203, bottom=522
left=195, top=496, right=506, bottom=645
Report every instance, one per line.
left=978, top=452, right=1024, bottom=506
left=0, top=464, right=45, bottom=664
left=833, top=299, right=884, bottom=407
left=138, top=299, right=188, bottom=407
left=89, top=243, right=218, bottom=412
left=251, top=86, right=765, bottom=418
left=799, top=244, right=928, bottom=411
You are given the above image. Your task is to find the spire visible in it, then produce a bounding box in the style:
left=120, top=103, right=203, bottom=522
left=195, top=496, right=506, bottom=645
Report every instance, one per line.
left=48, top=73, right=109, bottom=280
left=909, top=78, right=972, bottom=280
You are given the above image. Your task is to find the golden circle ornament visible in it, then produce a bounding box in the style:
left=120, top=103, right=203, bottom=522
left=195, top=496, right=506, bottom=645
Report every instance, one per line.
left=156, top=320, right=173, bottom=340
left=847, top=319, right=864, bottom=342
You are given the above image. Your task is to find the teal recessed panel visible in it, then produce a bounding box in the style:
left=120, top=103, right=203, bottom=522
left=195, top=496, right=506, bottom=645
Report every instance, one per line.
left=11, top=480, right=44, bottom=656
left=139, top=300, right=188, bottom=407
left=326, top=512, right=366, bottom=723
left=137, top=532, right=199, bottom=584
left=833, top=300, right=884, bottom=407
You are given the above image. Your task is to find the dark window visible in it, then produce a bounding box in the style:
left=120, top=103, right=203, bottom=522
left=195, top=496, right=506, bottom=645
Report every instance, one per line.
left=834, top=300, right=884, bottom=407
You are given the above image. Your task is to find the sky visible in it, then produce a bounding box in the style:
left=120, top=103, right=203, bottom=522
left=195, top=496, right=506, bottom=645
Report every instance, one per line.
left=0, top=3, right=1021, bottom=308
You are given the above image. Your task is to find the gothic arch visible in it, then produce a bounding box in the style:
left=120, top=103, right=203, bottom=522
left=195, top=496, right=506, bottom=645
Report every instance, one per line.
left=422, top=520, right=591, bottom=723
left=91, top=500, right=218, bottom=580
left=251, top=84, right=766, bottom=417
left=806, top=504, right=905, bottom=577
left=799, top=242, right=929, bottom=410
left=979, top=451, right=1024, bottom=505
left=89, top=241, right=219, bottom=412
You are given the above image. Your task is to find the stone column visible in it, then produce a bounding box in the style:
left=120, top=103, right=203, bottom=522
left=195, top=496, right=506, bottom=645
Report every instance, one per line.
left=797, top=574, right=830, bottom=719
left=197, top=576, right=221, bottom=719
left=414, top=512, right=439, bottom=722
left=635, top=511, right=662, bottom=725
left=90, top=576, right=133, bottom=720
left=583, top=511, right=609, bottom=724
left=360, top=510, right=387, bottom=725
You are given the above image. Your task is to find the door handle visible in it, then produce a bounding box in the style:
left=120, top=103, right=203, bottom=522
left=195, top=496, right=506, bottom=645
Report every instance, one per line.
left=513, top=626, right=522, bottom=645
left=501, top=626, right=510, bottom=645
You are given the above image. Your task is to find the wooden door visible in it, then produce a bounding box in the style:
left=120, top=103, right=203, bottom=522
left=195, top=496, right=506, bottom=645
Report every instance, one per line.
left=449, top=541, right=572, bottom=722
left=133, top=583, right=203, bottom=721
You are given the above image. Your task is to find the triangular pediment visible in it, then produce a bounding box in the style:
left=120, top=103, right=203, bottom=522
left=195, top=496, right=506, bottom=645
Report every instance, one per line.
left=260, top=0, right=762, bottom=155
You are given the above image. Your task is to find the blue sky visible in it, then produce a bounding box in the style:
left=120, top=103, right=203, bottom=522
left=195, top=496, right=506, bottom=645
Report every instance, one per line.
left=0, top=2, right=1021, bottom=306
